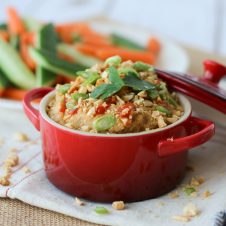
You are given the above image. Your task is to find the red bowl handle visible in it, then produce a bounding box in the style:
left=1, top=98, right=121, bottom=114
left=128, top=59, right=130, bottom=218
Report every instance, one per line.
left=158, top=116, right=215, bottom=157
left=203, top=60, right=226, bottom=84
left=23, top=87, right=53, bottom=131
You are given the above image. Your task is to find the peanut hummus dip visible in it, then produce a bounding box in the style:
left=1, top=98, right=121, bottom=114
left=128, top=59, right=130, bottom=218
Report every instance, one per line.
left=47, top=56, right=184, bottom=133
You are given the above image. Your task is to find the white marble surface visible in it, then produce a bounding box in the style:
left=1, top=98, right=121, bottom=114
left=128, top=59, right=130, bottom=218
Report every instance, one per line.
left=0, top=107, right=225, bottom=226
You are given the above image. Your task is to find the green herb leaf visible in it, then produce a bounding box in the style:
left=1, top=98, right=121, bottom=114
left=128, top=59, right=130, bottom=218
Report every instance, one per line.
left=118, top=67, right=138, bottom=76
left=123, top=72, right=156, bottom=91
left=148, top=89, right=159, bottom=100
left=90, top=84, right=109, bottom=99
left=100, top=84, right=121, bottom=99
left=184, top=187, right=196, bottom=196
left=167, top=96, right=178, bottom=107
left=94, top=206, right=109, bottom=214
left=108, top=66, right=124, bottom=87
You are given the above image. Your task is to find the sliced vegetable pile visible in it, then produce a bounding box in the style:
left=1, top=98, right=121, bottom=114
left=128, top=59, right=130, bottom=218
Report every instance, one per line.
left=0, top=7, right=161, bottom=101
left=47, top=56, right=183, bottom=134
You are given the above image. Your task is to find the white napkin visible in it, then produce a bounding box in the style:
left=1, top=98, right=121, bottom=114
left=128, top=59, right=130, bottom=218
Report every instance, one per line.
left=0, top=106, right=226, bottom=226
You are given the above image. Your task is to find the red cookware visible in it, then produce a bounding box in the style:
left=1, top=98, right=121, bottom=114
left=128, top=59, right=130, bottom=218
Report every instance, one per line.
left=23, top=89, right=214, bottom=202
left=23, top=59, right=220, bottom=202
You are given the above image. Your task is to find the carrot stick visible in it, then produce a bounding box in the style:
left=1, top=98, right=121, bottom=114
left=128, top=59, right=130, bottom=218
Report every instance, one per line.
left=0, top=31, right=9, bottom=41
left=56, top=23, right=107, bottom=43
left=75, top=43, right=98, bottom=56
left=81, top=36, right=111, bottom=47
left=147, top=37, right=161, bottom=56
left=96, top=49, right=156, bottom=65
left=20, top=32, right=36, bottom=70
left=0, top=88, right=4, bottom=97
left=7, top=7, right=26, bottom=35
left=2, top=88, right=27, bottom=101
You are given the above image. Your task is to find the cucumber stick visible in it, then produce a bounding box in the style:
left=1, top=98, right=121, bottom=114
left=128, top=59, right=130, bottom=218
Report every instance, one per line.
left=10, top=35, right=20, bottom=50
left=30, top=47, right=86, bottom=78
left=0, top=39, right=35, bottom=89
left=57, top=43, right=101, bottom=67
left=23, top=17, right=42, bottom=32
left=0, top=69, right=11, bottom=88
left=36, top=23, right=57, bottom=87
left=110, top=33, right=144, bottom=50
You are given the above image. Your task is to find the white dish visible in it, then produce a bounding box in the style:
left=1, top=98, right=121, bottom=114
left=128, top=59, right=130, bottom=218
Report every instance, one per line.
left=0, top=20, right=189, bottom=110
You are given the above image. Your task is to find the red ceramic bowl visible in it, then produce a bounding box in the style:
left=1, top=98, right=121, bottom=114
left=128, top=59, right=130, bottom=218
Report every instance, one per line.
left=23, top=88, right=214, bottom=202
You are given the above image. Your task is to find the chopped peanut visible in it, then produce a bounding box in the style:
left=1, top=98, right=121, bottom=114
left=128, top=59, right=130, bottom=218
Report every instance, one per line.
left=112, top=201, right=125, bottom=210
left=157, top=115, right=167, bottom=128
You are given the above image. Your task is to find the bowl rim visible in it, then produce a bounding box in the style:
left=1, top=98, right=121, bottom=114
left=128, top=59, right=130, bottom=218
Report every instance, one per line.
left=39, top=91, right=191, bottom=137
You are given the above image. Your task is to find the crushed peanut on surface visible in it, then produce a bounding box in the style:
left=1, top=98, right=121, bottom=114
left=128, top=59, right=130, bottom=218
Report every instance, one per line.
left=74, top=197, right=85, bottom=206
left=22, top=166, right=31, bottom=174
left=183, top=203, right=200, bottom=217
left=190, top=177, right=205, bottom=187
left=4, top=154, right=19, bottom=167
left=112, top=201, right=125, bottom=210
left=203, top=190, right=212, bottom=198
left=169, top=191, right=180, bottom=199
left=0, top=176, right=10, bottom=186
left=14, top=132, right=29, bottom=142
left=172, top=215, right=190, bottom=222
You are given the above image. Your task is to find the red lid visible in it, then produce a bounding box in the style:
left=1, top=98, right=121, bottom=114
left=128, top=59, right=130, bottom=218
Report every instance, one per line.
left=156, top=60, right=226, bottom=114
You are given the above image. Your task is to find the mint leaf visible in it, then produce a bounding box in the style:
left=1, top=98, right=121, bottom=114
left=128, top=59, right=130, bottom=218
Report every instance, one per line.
left=123, top=72, right=156, bottom=91
left=108, top=66, right=124, bottom=87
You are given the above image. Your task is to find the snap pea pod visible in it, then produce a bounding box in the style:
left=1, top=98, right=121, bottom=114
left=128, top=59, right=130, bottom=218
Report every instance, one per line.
left=133, top=61, right=153, bottom=72
left=0, top=39, right=35, bottom=89
left=110, top=33, right=144, bottom=50
left=82, top=72, right=100, bottom=85
left=104, top=55, right=121, bottom=67
left=36, top=23, right=58, bottom=87
left=29, top=47, right=86, bottom=78
left=58, top=43, right=100, bottom=67
left=93, top=115, right=116, bottom=132
left=94, top=206, right=109, bottom=215
left=58, top=83, right=71, bottom=94
left=71, top=93, right=88, bottom=102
